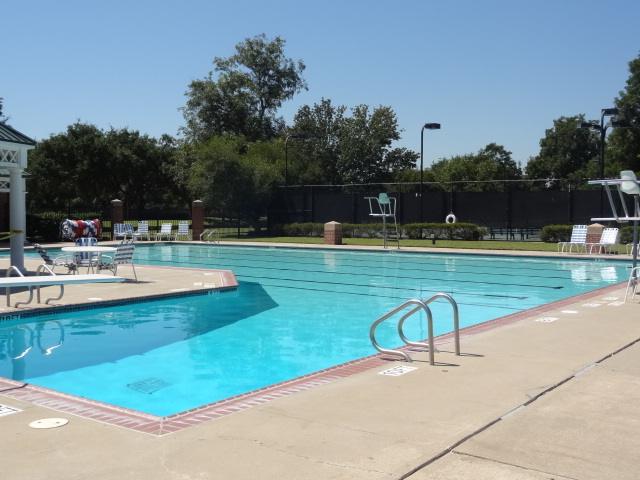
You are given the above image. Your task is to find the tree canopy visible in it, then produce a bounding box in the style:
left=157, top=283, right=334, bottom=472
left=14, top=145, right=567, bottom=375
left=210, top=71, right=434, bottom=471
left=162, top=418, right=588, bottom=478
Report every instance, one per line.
left=27, top=122, right=176, bottom=209
left=608, top=53, right=640, bottom=172
left=181, top=34, right=307, bottom=143
left=524, top=115, right=599, bottom=190
left=292, top=99, right=417, bottom=185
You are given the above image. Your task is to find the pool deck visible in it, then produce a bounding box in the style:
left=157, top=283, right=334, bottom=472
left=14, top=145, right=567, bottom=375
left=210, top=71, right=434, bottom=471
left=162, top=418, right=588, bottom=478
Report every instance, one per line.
left=2, top=241, right=640, bottom=479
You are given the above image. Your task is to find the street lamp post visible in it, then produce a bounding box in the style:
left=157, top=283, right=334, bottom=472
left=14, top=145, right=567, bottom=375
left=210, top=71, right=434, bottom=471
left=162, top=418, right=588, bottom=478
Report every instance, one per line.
left=284, top=134, right=307, bottom=222
left=580, top=107, right=627, bottom=216
left=420, top=123, right=441, bottom=223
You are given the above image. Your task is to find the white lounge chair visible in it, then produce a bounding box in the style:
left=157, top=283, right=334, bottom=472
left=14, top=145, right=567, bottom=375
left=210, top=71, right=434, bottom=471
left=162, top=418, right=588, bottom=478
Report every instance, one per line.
left=155, top=223, right=173, bottom=241
left=557, top=225, right=588, bottom=253
left=98, top=239, right=137, bottom=281
left=133, top=221, right=150, bottom=241
left=175, top=221, right=190, bottom=241
left=113, top=223, right=127, bottom=240
left=124, top=223, right=135, bottom=238
left=587, top=227, right=620, bottom=254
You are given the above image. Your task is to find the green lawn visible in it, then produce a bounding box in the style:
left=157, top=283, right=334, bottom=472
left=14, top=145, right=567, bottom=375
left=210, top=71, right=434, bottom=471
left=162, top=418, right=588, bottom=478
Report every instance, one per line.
left=221, top=236, right=561, bottom=252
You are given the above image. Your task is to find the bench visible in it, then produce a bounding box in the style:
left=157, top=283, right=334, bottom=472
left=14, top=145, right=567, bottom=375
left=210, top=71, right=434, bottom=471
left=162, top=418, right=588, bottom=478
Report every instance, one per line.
left=2, top=270, right=126, bottom=308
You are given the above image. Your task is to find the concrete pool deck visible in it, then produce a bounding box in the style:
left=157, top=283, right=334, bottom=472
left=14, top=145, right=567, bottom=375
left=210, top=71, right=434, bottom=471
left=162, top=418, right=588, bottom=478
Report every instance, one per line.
left=1, top=242, right=640, bottom=479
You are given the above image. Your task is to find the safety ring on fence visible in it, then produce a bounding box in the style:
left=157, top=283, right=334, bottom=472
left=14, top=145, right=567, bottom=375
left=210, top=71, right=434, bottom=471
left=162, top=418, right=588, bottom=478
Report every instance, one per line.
left=445, top=213, right=457, bottom=224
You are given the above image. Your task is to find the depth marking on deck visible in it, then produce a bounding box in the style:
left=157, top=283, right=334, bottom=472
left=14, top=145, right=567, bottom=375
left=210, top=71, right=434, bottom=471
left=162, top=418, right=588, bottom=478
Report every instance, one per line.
left=0, top=404, right=22, bottom=417
left=379, top=365, right=417, bottom=376
left=535, top=317, right=558, bottom=323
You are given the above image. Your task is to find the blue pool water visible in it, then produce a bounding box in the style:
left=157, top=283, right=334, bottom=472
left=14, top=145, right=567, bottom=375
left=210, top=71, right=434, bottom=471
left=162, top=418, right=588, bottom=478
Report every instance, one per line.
left=0, top=245, right=629, bottom=416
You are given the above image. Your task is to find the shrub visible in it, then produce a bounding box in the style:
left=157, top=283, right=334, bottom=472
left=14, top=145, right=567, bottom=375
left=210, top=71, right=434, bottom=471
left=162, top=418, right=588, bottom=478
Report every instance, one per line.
left=282, top=222, right=325, bottom=237
left=26, top=211, right=102, bottom=242
left=402, top=222, right=482, bottom=240
left=540, top=225, right=573, bottom=243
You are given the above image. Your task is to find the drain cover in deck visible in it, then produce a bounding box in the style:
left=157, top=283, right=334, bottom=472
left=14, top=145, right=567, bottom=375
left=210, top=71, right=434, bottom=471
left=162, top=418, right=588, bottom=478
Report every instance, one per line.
left=29, top=418, right=68, bottom=429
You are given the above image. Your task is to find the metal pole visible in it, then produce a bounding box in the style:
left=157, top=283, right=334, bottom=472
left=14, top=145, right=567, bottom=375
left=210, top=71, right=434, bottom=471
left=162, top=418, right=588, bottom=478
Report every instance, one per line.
left=420, top=126, right=424, bottom=223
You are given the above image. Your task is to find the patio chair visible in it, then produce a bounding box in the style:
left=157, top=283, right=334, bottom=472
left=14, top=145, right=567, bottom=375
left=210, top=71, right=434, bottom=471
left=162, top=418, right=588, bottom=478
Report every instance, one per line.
left=74, top=237, right=99, bottom=273
left=32, top=243, right=77, bottom=274
left=155, top=223, right=173, bottom=241
left=174, top=221, right=190, bottom=241
left=98, top=239, right=137, bottom=281
left=124, top=223, right=135, bottom=238
left=587, top=227, right=620, bottom=254
left=557, top=225, right=588, bottom=253
left=113, top=223, right=127, bottom=240
left=133, top=221, right=150, bottom=241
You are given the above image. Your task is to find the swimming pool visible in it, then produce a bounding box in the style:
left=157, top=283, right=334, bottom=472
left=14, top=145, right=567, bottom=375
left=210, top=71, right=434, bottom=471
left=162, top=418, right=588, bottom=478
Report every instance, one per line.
left=0, top=245, right=629, bottom=416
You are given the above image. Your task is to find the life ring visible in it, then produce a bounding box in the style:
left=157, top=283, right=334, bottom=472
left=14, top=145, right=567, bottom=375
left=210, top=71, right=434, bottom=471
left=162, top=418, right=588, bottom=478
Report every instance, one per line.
left=445, top=213, right=457, bottom=224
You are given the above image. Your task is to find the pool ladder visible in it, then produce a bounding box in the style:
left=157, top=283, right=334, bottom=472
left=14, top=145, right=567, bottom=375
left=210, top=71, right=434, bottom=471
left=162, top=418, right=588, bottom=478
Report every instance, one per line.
left=200, top=229, right=220, bottom=243
left=369, top=293, right=460, bottom=365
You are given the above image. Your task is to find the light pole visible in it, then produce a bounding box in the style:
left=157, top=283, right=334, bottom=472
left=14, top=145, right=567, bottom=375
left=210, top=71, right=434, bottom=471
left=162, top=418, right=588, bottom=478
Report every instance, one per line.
left=580, top=107, right=628, bottom=215
left=284, top=134, right=307, bottom=222
left=420, top=123, right=441, bottom=222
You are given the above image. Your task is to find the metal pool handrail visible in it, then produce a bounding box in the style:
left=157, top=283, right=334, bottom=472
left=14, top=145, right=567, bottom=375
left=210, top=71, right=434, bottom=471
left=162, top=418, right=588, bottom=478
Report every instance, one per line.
left=200, top=229, right=220, bottom=243
left=369, top=293, right=460, bottom=365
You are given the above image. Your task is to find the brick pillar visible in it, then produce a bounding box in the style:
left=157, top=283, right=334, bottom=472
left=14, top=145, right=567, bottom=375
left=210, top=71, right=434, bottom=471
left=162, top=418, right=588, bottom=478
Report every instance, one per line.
left=586, top=223, right=604, bottom=244
left=110, top=199, right=124, bottom=240
left=192, top=200, right=204, bottom=241
left=324, top=221, right=342, bottom=245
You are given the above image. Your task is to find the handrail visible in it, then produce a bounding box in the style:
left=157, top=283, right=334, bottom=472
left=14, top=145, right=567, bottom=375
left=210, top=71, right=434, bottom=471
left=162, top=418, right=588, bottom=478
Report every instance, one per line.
left=200, top=229, right=220, bottom=243
left=370, top=293, right=460, bottom=365
left=36, top=264, right=64, bottom=305
left=6, top=266, right=25, bottom=307
left=370, top=299, right=430, bottom=362
left=420, top=293, right=459, bottom=356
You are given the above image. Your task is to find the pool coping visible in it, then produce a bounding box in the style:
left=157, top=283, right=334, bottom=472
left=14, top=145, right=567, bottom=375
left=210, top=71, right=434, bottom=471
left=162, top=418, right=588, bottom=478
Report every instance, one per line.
left=0, top=278, right=624, bottom=436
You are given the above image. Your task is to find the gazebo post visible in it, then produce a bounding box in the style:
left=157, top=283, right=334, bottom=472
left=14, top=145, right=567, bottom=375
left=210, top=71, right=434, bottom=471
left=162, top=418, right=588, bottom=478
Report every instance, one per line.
left=0, top=122, right=36, bottom=274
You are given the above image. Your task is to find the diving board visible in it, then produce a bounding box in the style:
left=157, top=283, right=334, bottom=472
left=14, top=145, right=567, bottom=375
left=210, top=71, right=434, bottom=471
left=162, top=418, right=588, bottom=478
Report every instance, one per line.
left=2, top=273, right=126, bottom=308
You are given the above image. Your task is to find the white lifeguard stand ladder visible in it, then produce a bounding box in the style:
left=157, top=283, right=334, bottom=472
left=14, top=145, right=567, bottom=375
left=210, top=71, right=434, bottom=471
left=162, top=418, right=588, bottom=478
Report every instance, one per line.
left=366, top=193, right=399, bottom=249
left=589, top=171, right=640, bottom=302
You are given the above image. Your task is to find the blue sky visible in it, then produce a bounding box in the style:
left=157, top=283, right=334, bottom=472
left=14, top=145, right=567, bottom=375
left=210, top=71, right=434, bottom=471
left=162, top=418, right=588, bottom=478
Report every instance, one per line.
left=3, top=0, right=639, bottom=167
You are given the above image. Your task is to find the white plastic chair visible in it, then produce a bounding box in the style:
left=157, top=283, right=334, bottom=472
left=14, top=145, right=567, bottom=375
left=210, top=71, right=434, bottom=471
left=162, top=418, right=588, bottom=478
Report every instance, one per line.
left=587, top=228, right=620, bottom=254
left=133, top=221, right=150, bottom=241
left=155, top=223, right=174, bottom=241
left=74, top=237, right=99, bottom=273
left=174, top=221, right=190, bottom=241
left=113, top=223, right=127, bottom=240
left=124, top=223, right=135, bottom=238
left=557, top=225, right=588, bottom=253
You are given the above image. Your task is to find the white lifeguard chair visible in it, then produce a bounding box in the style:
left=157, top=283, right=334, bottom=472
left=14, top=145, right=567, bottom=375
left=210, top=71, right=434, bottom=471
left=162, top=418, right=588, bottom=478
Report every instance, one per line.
left=366, top=193, right=399, bottom=249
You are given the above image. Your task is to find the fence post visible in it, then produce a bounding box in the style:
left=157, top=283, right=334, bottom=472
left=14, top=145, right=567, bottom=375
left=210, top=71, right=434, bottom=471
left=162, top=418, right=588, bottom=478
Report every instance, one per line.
left=192, top=200, right=204, bottom=241
left=110, top=200, right=124, bottom=239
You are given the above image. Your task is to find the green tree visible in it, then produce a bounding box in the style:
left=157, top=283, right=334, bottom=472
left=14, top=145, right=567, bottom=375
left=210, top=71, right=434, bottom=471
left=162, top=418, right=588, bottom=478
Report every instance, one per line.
left=608, top=52, right=640, bottom=172
left=187, top=136, right=282, bottom=231
left=27, top=122, right=175, bottom=209
left=181, top=34, right=307, bottom=143
left=525, top=115, right=598, bottom=190
left=292, top=98, right=345, bottom=184
left=429, top=143, right=520, bottom=192
left=292, top=101, right=410, bottom=184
